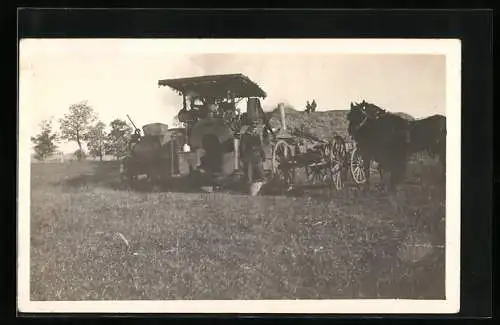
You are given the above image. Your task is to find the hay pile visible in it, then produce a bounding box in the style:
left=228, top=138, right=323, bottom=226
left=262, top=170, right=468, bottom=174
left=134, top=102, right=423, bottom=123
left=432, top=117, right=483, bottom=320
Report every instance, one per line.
left=265, top=105, right=414, bottom=142
left=265, top=106, right=351, bottom=141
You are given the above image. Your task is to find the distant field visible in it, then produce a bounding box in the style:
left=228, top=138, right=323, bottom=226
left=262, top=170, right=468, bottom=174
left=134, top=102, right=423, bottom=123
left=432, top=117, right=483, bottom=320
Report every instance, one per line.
left=30, top=157, right=445, bottom=300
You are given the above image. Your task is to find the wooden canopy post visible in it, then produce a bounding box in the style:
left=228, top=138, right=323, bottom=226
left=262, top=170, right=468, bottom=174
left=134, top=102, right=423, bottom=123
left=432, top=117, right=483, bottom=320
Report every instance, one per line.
left=233, top=134, right=240, bottom=171
left=247, top=97, right=260, bottom=121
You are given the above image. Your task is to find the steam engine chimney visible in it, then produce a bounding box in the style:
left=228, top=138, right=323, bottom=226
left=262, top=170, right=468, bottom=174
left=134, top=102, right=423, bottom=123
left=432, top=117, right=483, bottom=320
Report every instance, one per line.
left=247, top=97, right=261, bottom=121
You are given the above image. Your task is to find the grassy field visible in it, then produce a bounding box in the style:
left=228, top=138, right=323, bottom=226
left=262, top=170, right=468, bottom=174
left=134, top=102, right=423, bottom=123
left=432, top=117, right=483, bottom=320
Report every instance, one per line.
left=30, top=157, right=445, bottom=301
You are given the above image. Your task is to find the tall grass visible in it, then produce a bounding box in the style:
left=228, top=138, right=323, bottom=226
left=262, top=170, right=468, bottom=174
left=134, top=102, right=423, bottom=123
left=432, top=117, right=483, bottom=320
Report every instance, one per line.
left=30, top=160, right=445, bottom=300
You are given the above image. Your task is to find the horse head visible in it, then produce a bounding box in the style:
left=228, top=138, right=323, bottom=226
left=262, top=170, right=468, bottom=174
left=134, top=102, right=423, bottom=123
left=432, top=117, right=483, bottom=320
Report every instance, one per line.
left=347, top=101, right=368, bottom=137
left=348, top=100, right=413, bottom=189
left=362, top=101, right=387, bottom=119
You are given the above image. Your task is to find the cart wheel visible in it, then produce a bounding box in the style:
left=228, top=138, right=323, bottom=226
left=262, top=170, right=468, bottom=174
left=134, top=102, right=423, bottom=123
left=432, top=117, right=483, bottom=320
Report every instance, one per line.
left=350, top=147, right=367, bottom=184
left=272, top=140, right=295, bottom=189
left=306, top=164, right=328, bottom=185
left=325, top=136, right=347, bottom=190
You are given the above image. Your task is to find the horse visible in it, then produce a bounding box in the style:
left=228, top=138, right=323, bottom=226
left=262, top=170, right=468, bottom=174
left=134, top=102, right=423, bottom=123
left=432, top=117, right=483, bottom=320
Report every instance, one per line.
left=407, top=115, right=446, bottom=177
left=347, top=101, right=410, bottom=190
left=362, top=101, right=446, bottom=178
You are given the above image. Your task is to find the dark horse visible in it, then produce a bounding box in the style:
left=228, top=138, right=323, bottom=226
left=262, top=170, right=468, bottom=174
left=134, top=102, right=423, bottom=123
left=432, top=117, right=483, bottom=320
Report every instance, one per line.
left=407, top=114, right=446, bottom=176
left=347, top=100, right=446, bottom=190
left=347, top=101, right=409, bottom=190
left=362, top=101, right=447, bottom=178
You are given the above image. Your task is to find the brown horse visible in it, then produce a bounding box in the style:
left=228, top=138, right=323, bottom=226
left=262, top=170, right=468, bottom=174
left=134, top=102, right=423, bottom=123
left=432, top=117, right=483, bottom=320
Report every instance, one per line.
left=362, top=101, right=446, bottom=177
left=347, top=101, right=409, bottom=190
left=407, top=115, right=446, bottom=177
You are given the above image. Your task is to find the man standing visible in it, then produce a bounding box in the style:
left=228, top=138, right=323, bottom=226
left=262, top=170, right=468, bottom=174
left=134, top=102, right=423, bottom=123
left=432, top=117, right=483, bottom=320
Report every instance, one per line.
left=310, top=99, right=317, bottom=112
left=240, top=119, right=266, bottom=184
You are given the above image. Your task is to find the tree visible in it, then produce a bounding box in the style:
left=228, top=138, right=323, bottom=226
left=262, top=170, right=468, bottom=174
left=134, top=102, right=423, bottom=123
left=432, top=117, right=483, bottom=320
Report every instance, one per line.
left=30, top=120, right=58, bottom=161
left=106, top=119, right=133, bottom=160
left=59, top=101, right=98, bottom=160
left=87, top=121, right=107, bottom=161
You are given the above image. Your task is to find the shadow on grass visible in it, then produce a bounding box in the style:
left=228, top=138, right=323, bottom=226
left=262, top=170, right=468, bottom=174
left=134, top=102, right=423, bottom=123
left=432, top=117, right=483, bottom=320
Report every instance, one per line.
left=60, top=158, right=445, bottom=201
left=61, top=161, right=125, bottom=190
left=58, top=160, right=275, bottom=196
left=61, top=160, right=237, bottom=195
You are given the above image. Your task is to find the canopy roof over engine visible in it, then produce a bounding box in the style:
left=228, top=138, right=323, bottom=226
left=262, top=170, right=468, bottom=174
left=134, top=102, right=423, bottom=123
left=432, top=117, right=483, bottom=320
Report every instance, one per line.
left=158, top=73, right=267, bottom=99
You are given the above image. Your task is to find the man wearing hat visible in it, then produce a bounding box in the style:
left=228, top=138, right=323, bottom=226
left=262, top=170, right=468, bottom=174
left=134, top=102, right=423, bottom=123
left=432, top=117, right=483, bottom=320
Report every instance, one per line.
left=240, top=118, right=266, bottom=184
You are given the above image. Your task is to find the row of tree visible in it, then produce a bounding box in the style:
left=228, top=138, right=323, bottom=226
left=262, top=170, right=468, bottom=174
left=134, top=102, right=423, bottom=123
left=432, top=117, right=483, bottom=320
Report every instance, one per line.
left=31, top=101, right=135, bottom=161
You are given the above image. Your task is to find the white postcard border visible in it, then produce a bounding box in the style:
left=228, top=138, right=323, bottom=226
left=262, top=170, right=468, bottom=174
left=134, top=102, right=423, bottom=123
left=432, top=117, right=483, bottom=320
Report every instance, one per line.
left=18, top=38, right=461, bottom=314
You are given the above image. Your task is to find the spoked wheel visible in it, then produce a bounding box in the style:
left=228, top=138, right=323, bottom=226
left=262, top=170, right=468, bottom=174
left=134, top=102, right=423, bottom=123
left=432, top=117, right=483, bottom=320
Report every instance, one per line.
left=350, top=147, right=367, bottom=184
left=306, top=164, right=328, bottom=185
left=272, top=140, right=295, bottom=189
left=325, top=136, right=347, bottom=190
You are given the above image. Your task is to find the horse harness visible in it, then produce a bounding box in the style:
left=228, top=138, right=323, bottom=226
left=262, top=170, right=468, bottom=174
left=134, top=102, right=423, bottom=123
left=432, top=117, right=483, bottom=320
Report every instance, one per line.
left=353, top=110, right=412, bottom=145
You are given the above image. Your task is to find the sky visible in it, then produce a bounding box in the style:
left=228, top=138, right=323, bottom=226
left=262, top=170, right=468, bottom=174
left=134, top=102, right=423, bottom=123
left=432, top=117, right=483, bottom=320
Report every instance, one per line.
left=20, top=39, right=446, bottom=153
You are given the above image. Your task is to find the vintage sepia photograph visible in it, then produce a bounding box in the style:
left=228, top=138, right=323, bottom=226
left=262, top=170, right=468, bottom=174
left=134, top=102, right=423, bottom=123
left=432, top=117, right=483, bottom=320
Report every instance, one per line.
left=18, top=39, right=461, bottom=314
